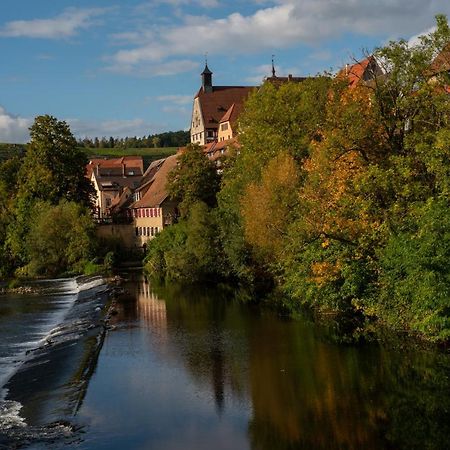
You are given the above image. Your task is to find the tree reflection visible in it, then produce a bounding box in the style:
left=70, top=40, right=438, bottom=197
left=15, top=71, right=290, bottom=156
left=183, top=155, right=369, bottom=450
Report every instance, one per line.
left=134, top=276, right=450, bottom=450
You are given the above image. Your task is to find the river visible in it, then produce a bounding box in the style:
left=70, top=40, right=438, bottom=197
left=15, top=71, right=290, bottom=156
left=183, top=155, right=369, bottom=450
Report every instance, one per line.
left=1, top=271, right=449, bottom=449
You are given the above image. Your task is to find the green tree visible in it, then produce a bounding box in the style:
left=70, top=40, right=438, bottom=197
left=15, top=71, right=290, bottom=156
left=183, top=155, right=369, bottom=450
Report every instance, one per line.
left=7, top=115, right=95, bottom=267
left=0, top=156, right=22, bottom=277
left=167, top=144, right=220, bottom=216
left=18, top=115, right=93, bottom=206
left=152, top=136, right=161, bottom=148
left=144, top=202, right=223, bottom=282
left=280, top=15, right=450, bottom=339
left=217, top=77, right=331, bottom=283
left=24, top=201, right=97, bottom=277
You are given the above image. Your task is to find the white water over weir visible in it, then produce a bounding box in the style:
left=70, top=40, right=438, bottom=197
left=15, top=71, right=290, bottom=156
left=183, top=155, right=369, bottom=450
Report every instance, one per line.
left=0, top=275, right=108, bottom=438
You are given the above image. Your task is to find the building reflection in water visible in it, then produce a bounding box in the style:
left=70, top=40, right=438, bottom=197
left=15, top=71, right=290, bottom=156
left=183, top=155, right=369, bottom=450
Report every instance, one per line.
left=135, top=278, right=168, bottom=344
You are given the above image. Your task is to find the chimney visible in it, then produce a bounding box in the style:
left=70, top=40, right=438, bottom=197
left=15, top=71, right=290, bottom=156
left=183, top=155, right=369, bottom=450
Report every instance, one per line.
left=96, top=164, right=99, bottom=177
left=345, top=64, right=349, bottom=76
left=288, top=74, right=292, bottom=81
left=122, top=163, right=125, bottom=177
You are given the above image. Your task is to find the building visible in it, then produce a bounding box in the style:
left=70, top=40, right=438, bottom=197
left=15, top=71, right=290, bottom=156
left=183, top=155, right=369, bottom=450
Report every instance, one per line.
left=337, top=56, right=383, bottom=89
left=216, top=102, right=244, bottom=142
left=430, top=43, right=450, bottom=75
left=190, top=63, right=255, bottom=145
left=130, top=154, right=179, bottom=246
left=87, top=156, right=144, bottom=220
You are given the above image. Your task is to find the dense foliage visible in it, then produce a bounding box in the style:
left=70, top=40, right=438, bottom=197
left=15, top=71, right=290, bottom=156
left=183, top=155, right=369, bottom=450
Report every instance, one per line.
left=0, top=115, right=99, bottom=279
left=167, top=144, right=220, bottom=216
left=145, top=145, right=223, bottom=281
left=77, top=130, right=189, bottom=149
left=146, top=16, right=450, bottom=342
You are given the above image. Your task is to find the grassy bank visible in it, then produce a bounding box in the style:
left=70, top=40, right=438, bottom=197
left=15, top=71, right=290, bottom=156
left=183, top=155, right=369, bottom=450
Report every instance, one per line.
left=82, top=147, right=178, bottom=167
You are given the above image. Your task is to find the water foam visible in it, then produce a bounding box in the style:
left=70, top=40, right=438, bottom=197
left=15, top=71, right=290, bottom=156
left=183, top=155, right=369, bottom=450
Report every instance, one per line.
left=0, top=397, right=26, bottom=430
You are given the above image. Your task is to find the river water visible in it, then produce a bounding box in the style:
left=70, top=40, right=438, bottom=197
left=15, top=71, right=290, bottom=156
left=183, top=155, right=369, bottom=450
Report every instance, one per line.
left=1, top=272, right=449, bottom=449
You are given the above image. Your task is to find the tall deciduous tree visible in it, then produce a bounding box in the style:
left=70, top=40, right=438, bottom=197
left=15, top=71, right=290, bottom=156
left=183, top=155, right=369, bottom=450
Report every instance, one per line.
left=25, top=201, right=96, bottom=277
left=19, top=115, right=93, bottom=206
left=218, top=77, right=331, bottom=282
left=167, top=144, right=220, bottom=217
left=7, top=115, right=95, bottom=267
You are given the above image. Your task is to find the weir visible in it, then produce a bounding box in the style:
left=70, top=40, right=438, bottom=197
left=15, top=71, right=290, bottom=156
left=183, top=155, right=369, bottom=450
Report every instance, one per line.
left=0, top=275, right=111, bottom=447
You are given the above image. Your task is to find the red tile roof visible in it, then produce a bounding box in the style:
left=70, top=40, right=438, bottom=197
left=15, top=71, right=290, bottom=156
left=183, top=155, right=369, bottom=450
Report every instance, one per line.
left=132, top=154, right=179, bottom=208
left=203, top=137, right=240, bottom=161
left=219, top=102, right=244, bottom=125
left=86, top=156, right=144, bottom=178
left=196, top=86, right=255, bottom=131
left=430, top=43, right=450, bottom=74
left=337, top=56, right=382, bottom=88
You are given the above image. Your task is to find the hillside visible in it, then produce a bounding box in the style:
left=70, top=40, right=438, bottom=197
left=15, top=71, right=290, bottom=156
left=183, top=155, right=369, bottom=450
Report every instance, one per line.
left=82, top=147, right=178, bottom=167
left=0, top=143, right=25, bottom=162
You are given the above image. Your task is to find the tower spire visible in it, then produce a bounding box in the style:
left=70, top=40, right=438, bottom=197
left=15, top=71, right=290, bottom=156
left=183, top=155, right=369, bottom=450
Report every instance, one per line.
left=201, top=55, right=213, bottom=93
left=271, top=55, right=276, bottom=77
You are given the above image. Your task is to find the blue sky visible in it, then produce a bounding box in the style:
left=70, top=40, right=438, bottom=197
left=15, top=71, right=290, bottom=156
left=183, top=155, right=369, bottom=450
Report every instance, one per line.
left=0, top=0, right=449, bottom=143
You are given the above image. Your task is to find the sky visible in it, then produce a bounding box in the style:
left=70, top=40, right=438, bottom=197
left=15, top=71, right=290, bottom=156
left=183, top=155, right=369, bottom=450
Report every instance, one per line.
left=0, top=0, right=449, bottom=143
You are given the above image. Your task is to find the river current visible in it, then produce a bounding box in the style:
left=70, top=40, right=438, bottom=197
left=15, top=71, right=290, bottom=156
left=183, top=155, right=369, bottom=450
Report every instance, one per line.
left=1, top=271, right=449, bottom=449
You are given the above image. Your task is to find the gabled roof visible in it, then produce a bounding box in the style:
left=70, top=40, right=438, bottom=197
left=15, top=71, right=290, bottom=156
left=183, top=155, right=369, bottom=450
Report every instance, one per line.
left=132, top=154, right=179, bottom=208
left=195, top=86, right=255, bottom=130
left=110, top=186, right=133, bottom=211
left=219, top=102, right=244, bottom=125
left=430, top=43, right=450, bottom=74
left=92, top=173, right=142, bottom=191
left=86, top=156, right=144, bottom=178
left=337, top=56, right=383, bottom=88
left=136, top=158, right=166, bottom=193
left=203, top=137, right=240, bottom=161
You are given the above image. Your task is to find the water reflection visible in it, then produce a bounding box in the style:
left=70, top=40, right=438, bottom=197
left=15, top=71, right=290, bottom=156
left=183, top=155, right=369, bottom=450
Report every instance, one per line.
left=103, top=273, right=450, bottom=450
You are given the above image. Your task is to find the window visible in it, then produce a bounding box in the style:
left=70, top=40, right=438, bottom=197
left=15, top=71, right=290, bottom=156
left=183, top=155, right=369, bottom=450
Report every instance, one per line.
left=135, top=227, right=138, bottom=236
left=221, top=123, right=228, bottom=131
left=147, top=227, right=150, bottom=236
left=150, top=227, right=154, bottom=236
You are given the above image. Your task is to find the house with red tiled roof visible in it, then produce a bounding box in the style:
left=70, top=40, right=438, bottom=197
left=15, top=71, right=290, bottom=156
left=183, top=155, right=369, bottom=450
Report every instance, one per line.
left=337, top=56, right=383, bottom=89
left=430, top=43, right=450, bottom=75
left=217, top=103, right=244, bottom=143
left=190, top=64, right=255, bottom=145
left=203, top=137, right=240, bottom=169
left=129, top=154, right=180, bottom=246
left=428, top=43, right=450, bottom=93
left=86, top=156, right=144, bottom=220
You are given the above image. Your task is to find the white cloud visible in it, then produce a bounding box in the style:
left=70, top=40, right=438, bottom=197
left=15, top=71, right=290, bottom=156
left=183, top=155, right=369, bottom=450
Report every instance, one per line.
left=0, top=107, right=167, bottom=141
left=105, top=59, right=199, bottom=77
left=408, top=25, right=437, bottom=48
left=0, top=107, right=31, bottom=143
left=108, top=0, right=450, bottom=73
left=0, top=7, right=109, bottom=39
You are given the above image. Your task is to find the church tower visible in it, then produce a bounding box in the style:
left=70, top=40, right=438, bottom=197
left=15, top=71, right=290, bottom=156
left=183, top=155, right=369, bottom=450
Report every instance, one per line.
left=201, top=63, right=213, bottom=93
